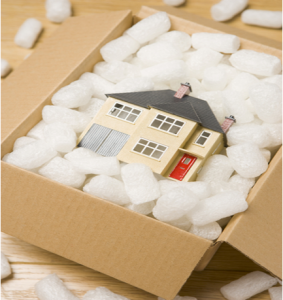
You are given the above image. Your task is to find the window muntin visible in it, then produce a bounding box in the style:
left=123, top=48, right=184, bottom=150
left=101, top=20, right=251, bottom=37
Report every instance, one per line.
left=149, top=114, right=185, bottom=135
left=108, top=102, right=142, bottom=123
left=132, top=138, right=167, bottom=160
left=194, top=130, right=211, bottom=146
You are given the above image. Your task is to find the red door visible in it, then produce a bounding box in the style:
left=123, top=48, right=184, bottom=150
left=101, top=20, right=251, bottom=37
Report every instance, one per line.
left=169, top=154, right=197, bottom=181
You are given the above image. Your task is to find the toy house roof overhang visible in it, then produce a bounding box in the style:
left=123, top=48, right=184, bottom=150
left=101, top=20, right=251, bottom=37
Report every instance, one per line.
left=106, top=89, right=225, bottom=135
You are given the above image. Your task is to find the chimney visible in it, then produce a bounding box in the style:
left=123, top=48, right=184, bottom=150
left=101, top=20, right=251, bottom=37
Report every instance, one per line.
left=221, top=115, right=236, bottom=133
left=174, top=82, right=192, bottom=99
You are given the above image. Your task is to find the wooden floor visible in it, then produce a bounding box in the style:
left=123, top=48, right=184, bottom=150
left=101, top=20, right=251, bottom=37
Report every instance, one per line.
left=1, top=0, right=282, bottom=299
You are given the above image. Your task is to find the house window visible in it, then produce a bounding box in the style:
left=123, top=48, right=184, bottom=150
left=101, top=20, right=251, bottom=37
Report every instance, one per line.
left=195, top=131, right=211, bottom=146
left=108, top=102, right=142, bottom=123
left=150, top=114, right=185, bottom=135
left=132, top=138, right=167, bottom=160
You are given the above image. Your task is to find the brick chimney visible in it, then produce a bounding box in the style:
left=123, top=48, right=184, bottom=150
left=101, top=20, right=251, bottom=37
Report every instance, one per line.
left=174, top=82, right=192, bottom=99
left=221, top=115, right=236, bottom=133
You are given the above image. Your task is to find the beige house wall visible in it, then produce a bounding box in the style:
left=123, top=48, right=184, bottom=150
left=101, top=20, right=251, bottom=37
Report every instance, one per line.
left=78, top=97, right=225, bottom=182
left=77, top=97, right=149, bottom=143
left=118, top=108, right=198, bottom=174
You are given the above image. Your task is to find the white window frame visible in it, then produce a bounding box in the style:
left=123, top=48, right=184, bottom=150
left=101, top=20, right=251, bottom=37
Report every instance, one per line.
left=107, top=102, right=142, bottom=124
left=132, top=138, right=168, bottom=161
left=194, top=130, right=211, bottom=147
left=149, top=113, right=185, bottom=136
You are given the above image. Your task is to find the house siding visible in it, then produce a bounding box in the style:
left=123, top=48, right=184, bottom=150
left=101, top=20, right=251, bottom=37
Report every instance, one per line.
left=77, top=97, right=224, bottom=182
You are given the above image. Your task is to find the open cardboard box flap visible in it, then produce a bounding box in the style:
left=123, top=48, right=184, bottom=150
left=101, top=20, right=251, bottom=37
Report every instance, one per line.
left=219, top=147, right=282, bottom=278
left=1, top=6, right=282, bottom=300
left=1, top=10, right=133, bottom=153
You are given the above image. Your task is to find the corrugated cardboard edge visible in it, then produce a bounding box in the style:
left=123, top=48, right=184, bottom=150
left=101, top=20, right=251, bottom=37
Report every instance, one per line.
left=2, top=162, right=212, bottom=300
left=2, top=10, right=133, bottom=155
left=136, top=6, right=281, bottom=59
left=220, top=147, right=282, bottom=278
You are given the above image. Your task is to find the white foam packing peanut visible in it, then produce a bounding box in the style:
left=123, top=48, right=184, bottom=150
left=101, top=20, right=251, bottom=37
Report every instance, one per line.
left=1, top=59, right=11, bottom=77
left=42, top=105, right=91, bottom=133
left=5, top=140, right=57, bottom=170
left=100, top=35, right=140, bottom=63
left=155, top=82, right=171, bottom=90
left=262, top=75, right=282, bottom=90
left=222, top=90, right=254, bottom=124
left=125, top=201, right=155, bottom=215
left=112, top=77, right=154, bottom=93
left=159, top=295, right=197, bottom=300
left=79, top=72, right=115, bottom=100
left=187, top=190, right=248, bottom=226
left=153, top=187, right=199, bottom=222
left=269, top=286, right=282, bottom=300
left=141, top=60, right=187, bottom=83
left=126, top=12, right=171, bottom=44
left=211, top=0, right=248, bottom=22
left=217, top=64, right=240, bottom=83
left=198, top=91, right=226, bottom=123
left=83, top=287, right=130, bottom=300
left=189, top=222, right=222, bottom=240
left=14, top=18, right=43, bottom=48
left=242, top=9, right=282, bottom=29
left=154, top=30, right=191, bottom=52
left=1, top=252, right=11, bottom=279
left=27, top=120, right=47, bottom=140
left=159, top=180, right=211, bottom=200
left=13, top=136, right=37, bottom=151
left=186, top=48, right=223, bottom=79
left=260, top=149, right=271, bottom=163
left=227, top=143, right=268, bottom=178
left=192, top=33, right=240, bottom=54
left=78, top=98, right=105, bottom=119
left=65, top=148, right=120, bottom=176
left=35, top=273, right=79, bottom=300
left=162, top=0, right=186, bottom=7
left=43, top=122, right=77, bottom=153
left=121, top=163, right=160, bottom=204
left=94, top=61, right=140, bottom=83
left=229, top=49, right=282, bottom=77
left=45, top=0, right=72, bottom=23
left=197, top=155, right=234, bottom=183
left=166, top=216, right=192, bottom=231
left=249, top=83, right=282, bottom=124
left=39, top=157, right=86, bottom=188
left=137, top=42, right=183, bottom=66
left=202, top=67, right=228, bottom=91
left=226, top=124, right=271, bottom=148
left=220, top=271, right=278, bottom=300
left=83, top=175, right=130, bottom=205
left=51, top=80, right=93, bottom=108
left=262, top=123, right=282, bottom=147
left=228, top=174, right=255, bottom=198
left=226, top=72, right=259, bottom=99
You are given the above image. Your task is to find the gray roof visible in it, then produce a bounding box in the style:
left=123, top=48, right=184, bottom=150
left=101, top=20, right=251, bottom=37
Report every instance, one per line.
left=106, top=90, right=224, bottom=134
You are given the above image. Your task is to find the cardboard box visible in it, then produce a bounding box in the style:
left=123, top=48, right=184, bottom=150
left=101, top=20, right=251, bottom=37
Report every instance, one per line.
left=2, top=6, right=282, bottom=300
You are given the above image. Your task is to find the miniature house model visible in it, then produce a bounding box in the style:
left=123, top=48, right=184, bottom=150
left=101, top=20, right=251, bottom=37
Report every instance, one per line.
left=78, top=83, right=235, bottom=182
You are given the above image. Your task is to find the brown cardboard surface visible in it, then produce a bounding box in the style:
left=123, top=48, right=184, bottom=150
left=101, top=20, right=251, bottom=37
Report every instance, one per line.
left=1, top=10, right=132, bottom=156
left=220, top=148, right=282, bottom=278
left=2, top=162, right=211, bottom=300
left=137, top=6, right=281, bottom=59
